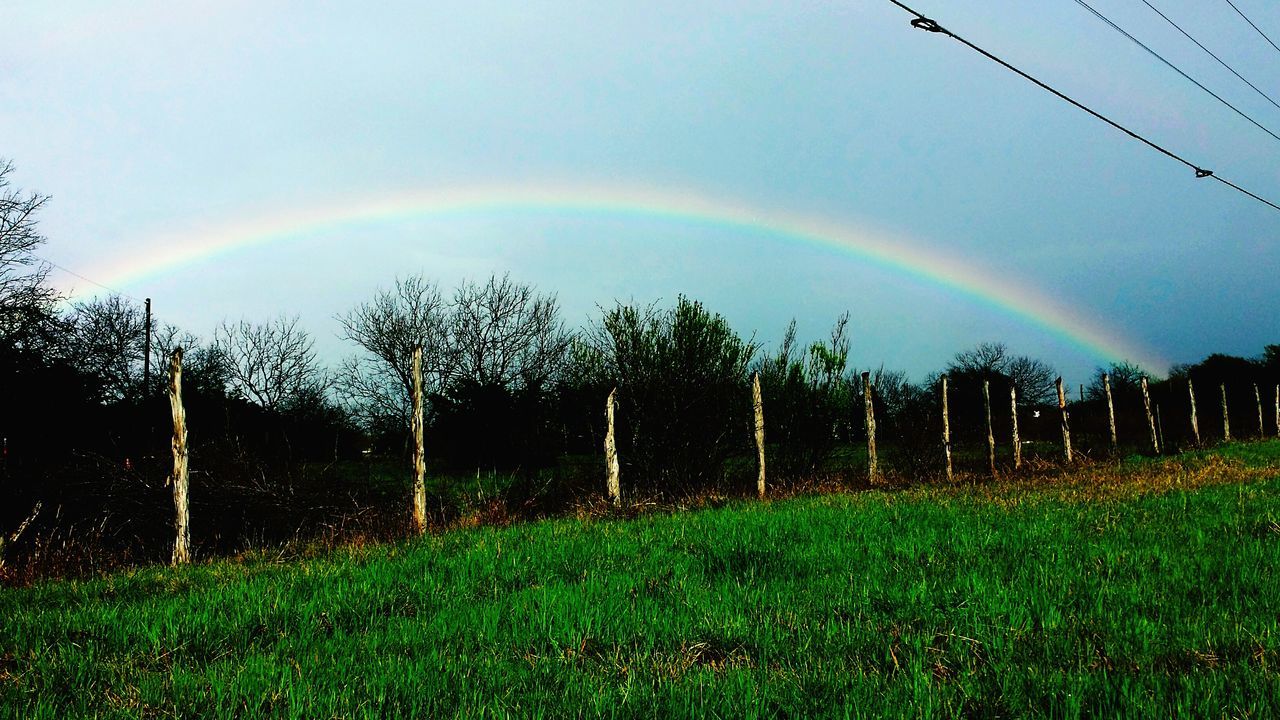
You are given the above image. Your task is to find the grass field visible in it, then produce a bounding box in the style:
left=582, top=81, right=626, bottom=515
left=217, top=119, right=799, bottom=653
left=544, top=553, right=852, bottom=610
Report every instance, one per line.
left=3, top=442, right=1280, bottom=718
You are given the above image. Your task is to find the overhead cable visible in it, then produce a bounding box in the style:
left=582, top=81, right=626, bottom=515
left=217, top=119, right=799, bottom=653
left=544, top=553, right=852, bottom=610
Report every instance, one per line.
left=1072, top=0, right=1280, bottom=145
left=884, top=0, right=1280, bottom=214
left=1141, top=0, right=1280, bottom=113
left=1222, top=0, right=1280, bottom=56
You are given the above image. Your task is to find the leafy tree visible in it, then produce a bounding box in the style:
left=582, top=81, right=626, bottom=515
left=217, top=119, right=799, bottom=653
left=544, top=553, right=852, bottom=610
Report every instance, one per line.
left=754, top=315, right=854, bottom=478
left=581, top=296, right=757, bottom=493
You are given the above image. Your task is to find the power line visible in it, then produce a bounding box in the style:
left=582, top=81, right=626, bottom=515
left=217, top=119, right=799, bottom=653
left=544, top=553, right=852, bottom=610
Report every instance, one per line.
left=1141, top=0, right=1280, bottom=113
left=1222, top=0, right=1280, bottom=56
left=884, top=1, right=1280, bottom=214
left=36, top=254, right=142, bottom=303
left=1072, top=0, right=1280, bottom=145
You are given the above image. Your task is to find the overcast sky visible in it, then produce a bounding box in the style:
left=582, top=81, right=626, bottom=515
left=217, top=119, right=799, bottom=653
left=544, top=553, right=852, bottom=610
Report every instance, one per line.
left=3, top=0, right=1278, bottom=385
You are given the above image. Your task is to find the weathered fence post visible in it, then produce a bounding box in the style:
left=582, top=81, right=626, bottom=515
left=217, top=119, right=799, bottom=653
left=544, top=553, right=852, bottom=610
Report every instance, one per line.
left=941, top=375, right=953, bottom=481
left=1056, top=377, right=1072, bottom=462
left=411, top=347, right=426, bottom=535
left=605, top=388, right=621, bottom=506
left=1275, top=385, right=1279, bottom=440
left=1188, top=379, right=1201, bottom=445
left=863, top=371, right=878, bottom=483
left=168, top=349, right=190, bottom=565
left=1010, top=384, right=1021, bottom=470
left=1221, top=383, right=1231, bottom=442
left=983, top=379, right=995, bottom=477
left=1255, top=384, right=1265, bottom=438
left=0, top=502, right=41, bottom=571
left=1103, top=373, right=1117, bottom=452
left=1141, top=376, right=1158, bottom=454
left=752, top=372, right=766, bottom=500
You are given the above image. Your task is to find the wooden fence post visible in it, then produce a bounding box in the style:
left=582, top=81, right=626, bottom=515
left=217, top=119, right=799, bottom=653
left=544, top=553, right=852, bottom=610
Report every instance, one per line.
left=863, top=372, right=878, bottom=483
left=605, top=388, right=621, bottom=506
left=1056, top=377, right=1072, bottom=462
left=752, top=372, right=766, bottom=500
left=411, top=347, right=426, bottom=535
left=1103, top=373, right=1117, bottom=452
left=941, top=375, right=953, bottom=481
left=1275, top=385, right=1279, bottom=440
left=1188, top=379, right=1201, bottom=445
left=1255, top=384, right=1265, bottom=438
left=168, top=349, right=190, bottom=565
left=1221, top=383, right=1231, bottom=442
left=1010, top=384, right=1021, bottom=470
left=1140, top=376, right=1158, bottom=454
left=983, top=379, right=995, bottom=477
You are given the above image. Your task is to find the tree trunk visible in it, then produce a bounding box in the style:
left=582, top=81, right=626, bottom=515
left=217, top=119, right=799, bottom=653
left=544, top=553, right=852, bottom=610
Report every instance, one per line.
left=168, top=349, right=190, bottom=565
left=863, top=372, right=878, bottom=483
left=1188, top=379, right=1201, bottom=445
left=1103, top=373, right=1117, bottom=452
left=752, top=373, right=766, bottom=499
left=1056, top=377, right=1072, bottom=462
left=941, top=375, right=953, bottom=481
left=605, top=388, right=621, bottom=506
left=983, top=379, right=995, bottom=477
left=411, top=347, right=426, bottom=535
left=1141, top=376, right=1158, bottom=454
left=1009, top=383, right=1021, bottom=471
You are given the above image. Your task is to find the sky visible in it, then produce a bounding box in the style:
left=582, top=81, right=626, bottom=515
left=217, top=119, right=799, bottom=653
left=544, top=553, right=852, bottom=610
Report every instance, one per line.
left=2, top=0, right=1278, bottom=386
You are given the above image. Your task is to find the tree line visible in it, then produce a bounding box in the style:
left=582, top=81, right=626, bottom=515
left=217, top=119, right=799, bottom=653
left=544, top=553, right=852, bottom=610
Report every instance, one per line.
left=3, top=160, right=1278, bottom=572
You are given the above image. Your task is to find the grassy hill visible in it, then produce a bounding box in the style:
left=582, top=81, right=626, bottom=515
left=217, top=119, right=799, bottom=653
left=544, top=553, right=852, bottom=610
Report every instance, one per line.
left=3, top=443, right=1280, bottom=718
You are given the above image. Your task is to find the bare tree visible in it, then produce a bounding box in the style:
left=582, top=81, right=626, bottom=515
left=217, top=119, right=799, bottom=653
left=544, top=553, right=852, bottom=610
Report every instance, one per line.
left=948, top=341, right=1057, bottom=405
left=447, top=273, right=571, bottom=390
left=0, top=160, right=58, bottom=348
left=66, top=294, right=148, bottom=402
left=214, top=315, right=321, bottom=411
left=336, top=275, right=449, bottom=431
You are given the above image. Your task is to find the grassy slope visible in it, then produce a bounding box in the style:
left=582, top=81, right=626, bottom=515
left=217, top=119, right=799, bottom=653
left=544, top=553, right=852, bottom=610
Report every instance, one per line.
left=3, top=443, right=1280, bottom=719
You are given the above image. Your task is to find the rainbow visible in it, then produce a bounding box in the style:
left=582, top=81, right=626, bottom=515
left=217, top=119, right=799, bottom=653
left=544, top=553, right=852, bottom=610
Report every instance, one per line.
left=79, top=183, right=1165, bottom=371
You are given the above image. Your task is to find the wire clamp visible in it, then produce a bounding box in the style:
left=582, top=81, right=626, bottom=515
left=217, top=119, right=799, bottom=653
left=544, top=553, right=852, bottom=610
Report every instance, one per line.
left=910, top=17, right=945, bottom=34
left=1194, top=167, right=1214, bottom=178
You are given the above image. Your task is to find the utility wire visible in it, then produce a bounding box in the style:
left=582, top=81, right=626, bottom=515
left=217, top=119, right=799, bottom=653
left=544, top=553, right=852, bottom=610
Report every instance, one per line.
left=884, top=0, right=1280, bottom=213
left=1222, top=0, right=1280, bottom=56
left=1141, top=0, right=1280, bottom=113
left=1072, top=0, right=1280, bottom=145
left=36, top=254, right=142, bottom=303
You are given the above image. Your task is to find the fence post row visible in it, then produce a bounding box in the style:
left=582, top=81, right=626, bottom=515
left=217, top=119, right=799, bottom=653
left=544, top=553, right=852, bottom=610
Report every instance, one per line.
left=605, top=388, right=621, bottom=506
left=983, top=379, right=995, bottom=477
left=1056, top=377, right=1072, bottom=462
left=1103, top=373, right=1117, bottom=452
left=168, top=348, right=190, bottom=566
left=1221, top=383, right=1231, bottom=442
left=1140, top=376, right=1158, bottom=454
left=863, top=372, right=878, bottom=483
left=940, top=375, right=953, bottom=481
left=752, top=372, right=766, bottom=500
left=1009, top=384, right=1021, bottom=471
left=411, top=347, right=426, bottom=536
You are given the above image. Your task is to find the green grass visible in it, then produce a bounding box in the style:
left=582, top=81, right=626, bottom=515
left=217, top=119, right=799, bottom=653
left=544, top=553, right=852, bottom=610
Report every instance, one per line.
left=3, top=443, right=1280, bottom=718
